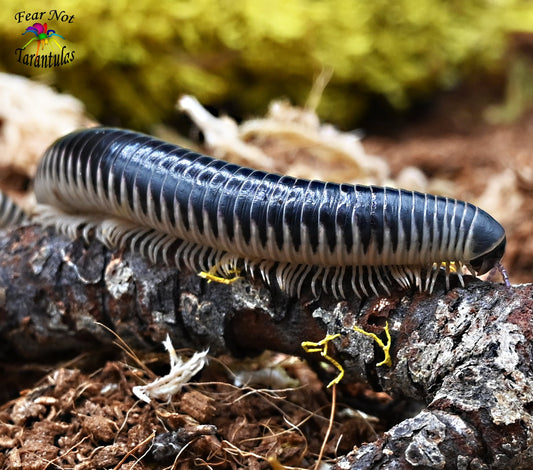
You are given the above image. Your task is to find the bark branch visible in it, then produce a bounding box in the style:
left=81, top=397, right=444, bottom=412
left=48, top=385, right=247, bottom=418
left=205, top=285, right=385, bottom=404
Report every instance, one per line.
left=1, top=225, right=532, bottom=469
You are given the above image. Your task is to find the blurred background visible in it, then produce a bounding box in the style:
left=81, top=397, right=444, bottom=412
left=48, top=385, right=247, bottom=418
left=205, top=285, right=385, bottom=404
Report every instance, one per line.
left=2, top=0, right=532, bottom=131
left=1, top=0, right=533, bottom=281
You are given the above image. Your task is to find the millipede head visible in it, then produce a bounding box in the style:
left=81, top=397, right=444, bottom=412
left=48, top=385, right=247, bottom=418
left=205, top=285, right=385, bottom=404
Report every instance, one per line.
left=469, top=234, right=506, bottom=276
left=466, top=204, right=507, bottom=276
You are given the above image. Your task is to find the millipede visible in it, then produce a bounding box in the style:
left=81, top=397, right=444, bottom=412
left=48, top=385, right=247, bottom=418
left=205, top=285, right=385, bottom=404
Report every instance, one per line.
left=0, top=191, right=26, bottom=229
left=32, top=127, right=507, bottom=298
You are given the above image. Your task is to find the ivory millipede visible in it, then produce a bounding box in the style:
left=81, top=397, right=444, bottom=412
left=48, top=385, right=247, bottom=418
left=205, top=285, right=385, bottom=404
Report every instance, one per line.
left=33, top=127, right=507, bottom=298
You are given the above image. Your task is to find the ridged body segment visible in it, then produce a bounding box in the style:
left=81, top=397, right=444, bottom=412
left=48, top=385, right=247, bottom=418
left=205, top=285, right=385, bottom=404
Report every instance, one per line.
left=0, top=192, right=26, bottom=228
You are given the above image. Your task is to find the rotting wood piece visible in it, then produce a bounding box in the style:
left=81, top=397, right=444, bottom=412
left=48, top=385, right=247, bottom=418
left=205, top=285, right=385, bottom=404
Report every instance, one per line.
left=0, top=224, right=325, bottom=360
left=336, top=282, right=533, bottom=469
left=0, top=224, right=532, bottom=469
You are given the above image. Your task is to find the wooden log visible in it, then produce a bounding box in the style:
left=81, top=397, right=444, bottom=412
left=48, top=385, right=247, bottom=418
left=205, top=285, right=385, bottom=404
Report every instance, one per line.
left=1, top=224, right=531, bottom=469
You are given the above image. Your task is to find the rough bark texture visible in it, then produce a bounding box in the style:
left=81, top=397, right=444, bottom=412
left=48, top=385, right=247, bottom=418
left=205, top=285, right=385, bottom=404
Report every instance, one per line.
left=1, top=224, right=532, bottom=469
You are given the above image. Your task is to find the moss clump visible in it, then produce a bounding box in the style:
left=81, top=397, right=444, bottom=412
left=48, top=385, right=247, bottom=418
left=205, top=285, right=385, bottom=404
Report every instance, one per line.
left=2, top=0, right=531, bottom=129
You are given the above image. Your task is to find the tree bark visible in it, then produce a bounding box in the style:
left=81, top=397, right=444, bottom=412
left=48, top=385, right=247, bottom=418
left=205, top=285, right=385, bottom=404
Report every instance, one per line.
left=1, top=224, right=532, bottom=469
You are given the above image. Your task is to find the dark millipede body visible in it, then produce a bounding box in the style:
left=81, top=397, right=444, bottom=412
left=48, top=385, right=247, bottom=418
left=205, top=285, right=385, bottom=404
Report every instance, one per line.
left=34, top=128, right=507, bottom=298
left=0, top=191, right=26, bottom=229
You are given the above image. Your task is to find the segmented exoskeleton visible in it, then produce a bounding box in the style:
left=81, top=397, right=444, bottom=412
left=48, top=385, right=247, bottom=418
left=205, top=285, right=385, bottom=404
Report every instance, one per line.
left=34, top=128, right=507, bottom=298
left=0, top=191, right=26, bottom=229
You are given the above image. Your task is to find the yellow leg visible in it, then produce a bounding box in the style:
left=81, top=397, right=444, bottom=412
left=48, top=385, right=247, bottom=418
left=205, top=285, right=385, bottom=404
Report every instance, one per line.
left=353, top=321, right=392, bottom=367
left=302, top=334, right=344, bottom=388
left=198, top=264, right=242, bottom=285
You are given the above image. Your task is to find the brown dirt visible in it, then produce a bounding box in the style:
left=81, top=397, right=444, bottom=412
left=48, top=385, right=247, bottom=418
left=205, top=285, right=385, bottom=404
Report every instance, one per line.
left=0, top=354, right=388, bottom=469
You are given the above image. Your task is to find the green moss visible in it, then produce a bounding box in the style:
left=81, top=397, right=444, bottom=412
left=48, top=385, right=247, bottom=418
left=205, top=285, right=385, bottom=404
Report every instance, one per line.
left=2, top=0, right=532, bottom=129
